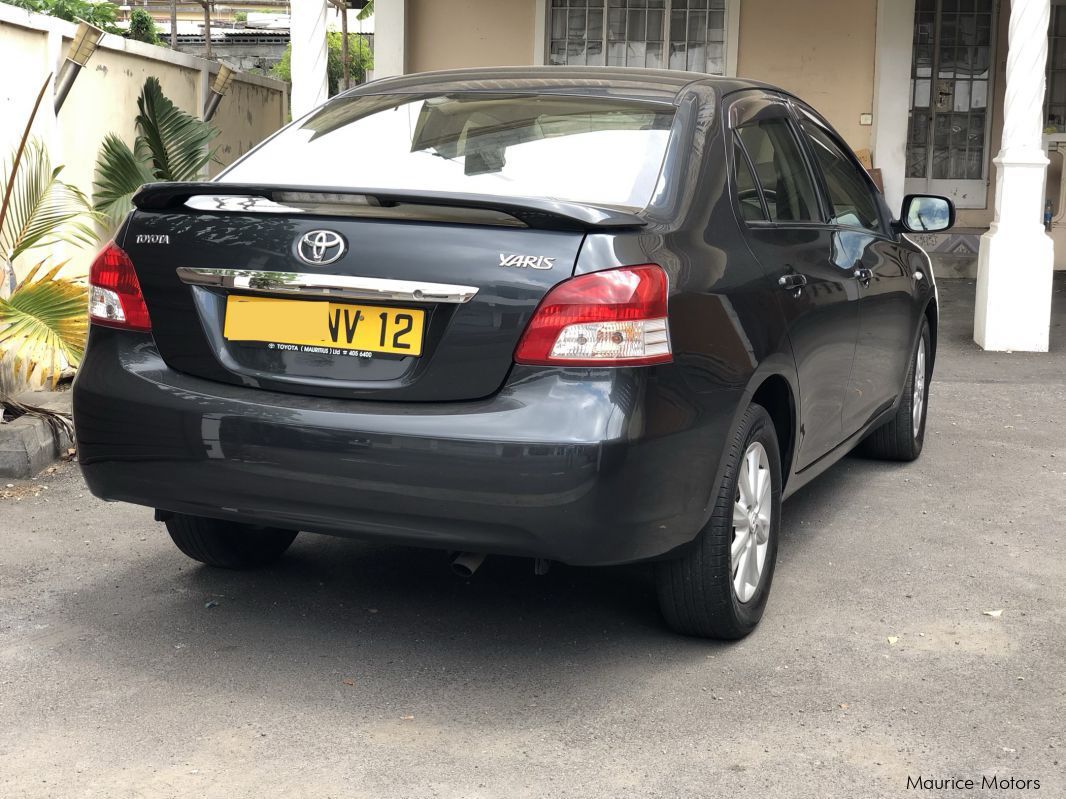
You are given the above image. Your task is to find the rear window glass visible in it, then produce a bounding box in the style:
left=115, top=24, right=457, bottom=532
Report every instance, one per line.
left=220, top=93, right=676, bottom=210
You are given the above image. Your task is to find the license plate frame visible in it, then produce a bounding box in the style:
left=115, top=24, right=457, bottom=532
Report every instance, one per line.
left=223, top=296, right=426, bottom=357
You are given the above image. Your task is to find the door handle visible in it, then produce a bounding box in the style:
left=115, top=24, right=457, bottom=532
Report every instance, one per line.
left=853, top=267, right=873, bottom=286
left=778, top=273, right=807, bottom=291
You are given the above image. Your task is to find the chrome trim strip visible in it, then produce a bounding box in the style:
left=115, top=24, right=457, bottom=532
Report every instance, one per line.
left=176, top=267, right=479, bottom=304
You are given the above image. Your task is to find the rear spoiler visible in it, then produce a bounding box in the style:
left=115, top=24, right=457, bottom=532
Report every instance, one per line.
left=131, top=182, right=648, bottom=232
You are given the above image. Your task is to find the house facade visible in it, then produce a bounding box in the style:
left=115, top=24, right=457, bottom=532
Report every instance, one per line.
left=290, top=0, right=1058, bottom=350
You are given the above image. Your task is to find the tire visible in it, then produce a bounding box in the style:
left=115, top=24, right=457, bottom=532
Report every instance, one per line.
left=164, top=514, right=298, bottom=569
left=655, top=403, right=782, bottom=640
left=859, top=318, right=931, bottom=462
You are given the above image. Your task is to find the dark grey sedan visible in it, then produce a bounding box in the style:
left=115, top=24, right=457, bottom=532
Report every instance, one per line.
left=74, top=67, right=952, bottom=638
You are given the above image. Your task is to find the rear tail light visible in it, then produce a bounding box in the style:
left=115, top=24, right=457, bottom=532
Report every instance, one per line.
left=88, top=242, right=152, bottom=331
left=514, top=264, right=671, bottom=367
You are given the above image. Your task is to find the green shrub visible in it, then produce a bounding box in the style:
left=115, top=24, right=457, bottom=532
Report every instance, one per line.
left=272, top=32, right=374, bottom=96
left=127, top=8, right=162, bottom=45
left=6, top=0, right=122, bottom=34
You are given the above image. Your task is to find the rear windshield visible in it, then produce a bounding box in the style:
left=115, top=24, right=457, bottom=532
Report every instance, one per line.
left=220, top=93, right=676, bottom=210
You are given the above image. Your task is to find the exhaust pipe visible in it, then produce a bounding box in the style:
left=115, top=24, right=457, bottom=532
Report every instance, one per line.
left=450, top=551, right=486, bottom=578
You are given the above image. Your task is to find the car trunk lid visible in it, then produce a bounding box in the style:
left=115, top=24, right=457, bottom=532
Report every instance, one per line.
left=120, top=183, right=645, bottom=402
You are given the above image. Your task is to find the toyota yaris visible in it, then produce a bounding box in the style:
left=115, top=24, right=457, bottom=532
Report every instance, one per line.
left=74, top=67, right=952, bottom=639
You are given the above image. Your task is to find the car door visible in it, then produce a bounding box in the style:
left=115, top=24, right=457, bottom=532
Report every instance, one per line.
left=727, top=94, right=861, bottom=470
left=794, top=107, right=917, bottom=436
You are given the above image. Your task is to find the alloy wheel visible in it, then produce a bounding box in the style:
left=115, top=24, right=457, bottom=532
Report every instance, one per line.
left=732, top=441, right=771, bottom=603
left=912, top=337, right=926, bottom=438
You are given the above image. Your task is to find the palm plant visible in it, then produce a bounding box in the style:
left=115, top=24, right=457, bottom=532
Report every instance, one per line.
left=93, top=76, right=219, bottom=226
left=1, top=72, right=98, bottom=297
left=0, top=75, right=98, bottom=433
left=0, top=260, right=87, bottom=387
left=1, top=140, right=99, bottom=296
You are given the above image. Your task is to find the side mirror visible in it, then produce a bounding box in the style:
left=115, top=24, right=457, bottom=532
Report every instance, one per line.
left=898, top=194, right=955, bottom=233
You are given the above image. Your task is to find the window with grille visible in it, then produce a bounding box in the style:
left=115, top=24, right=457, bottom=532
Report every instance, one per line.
left=1047, top=4, right=1066, bottom=131
left=548, top=0, right=728, bottom=75
left=904, top=0, right=995, bottom=184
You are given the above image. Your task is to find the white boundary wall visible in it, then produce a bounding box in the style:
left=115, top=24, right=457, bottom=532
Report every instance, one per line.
left=0, top=3, right=289, bottom=277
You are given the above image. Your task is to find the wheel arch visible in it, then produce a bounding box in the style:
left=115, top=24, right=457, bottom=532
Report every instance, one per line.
left=749, top=373, right=798, bottom=491
left=923, top=297, right=938, bottom=376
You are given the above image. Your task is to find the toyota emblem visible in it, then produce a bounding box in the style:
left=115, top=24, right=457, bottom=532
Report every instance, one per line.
left=296, top=230, right=346, bottom=266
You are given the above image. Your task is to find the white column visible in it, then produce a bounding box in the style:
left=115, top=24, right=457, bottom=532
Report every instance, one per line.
left=871, top=0, right=916, bottom=214
left=532, top=0, right=547, bottom=66
left=290, top=0, right=329, bottom=118
left=974, top=0, right=1054, bottom=352
left=725, top=0, right=741, bottom=78
left=373, top=0, right=407, bottom=79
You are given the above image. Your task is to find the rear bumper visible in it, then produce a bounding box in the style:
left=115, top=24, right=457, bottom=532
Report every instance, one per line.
left=74, top=329, right=729, bottom=566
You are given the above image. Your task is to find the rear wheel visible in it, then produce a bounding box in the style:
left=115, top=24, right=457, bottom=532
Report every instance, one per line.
left=655, top=403, right=782, bottom=639
left=164, top=514, right=297, bottom=569
left=860, top=318, right=930, bottom=461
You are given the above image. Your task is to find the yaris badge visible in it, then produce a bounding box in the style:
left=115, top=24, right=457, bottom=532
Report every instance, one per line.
left=296, top=230, right=346, bottom=266
left=499, top=253, right=555, bottom=270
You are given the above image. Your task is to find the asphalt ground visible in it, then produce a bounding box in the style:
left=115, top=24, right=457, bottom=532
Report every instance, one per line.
left=1, top=277, right=1063, bottom=798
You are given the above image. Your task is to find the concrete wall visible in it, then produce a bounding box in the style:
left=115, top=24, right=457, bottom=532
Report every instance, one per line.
left=0, top=19, right=57, bottom=151
left=406, top=0, right=536, bottom=73
left=737, top=0, right=877, bottom=151
left=210, top=77, right=288, bottom=169
left=0, top=4, right=289, bottom=278
left=175, top=38, right=289, bottom=75
left=395, top=0, right=879, bottom=151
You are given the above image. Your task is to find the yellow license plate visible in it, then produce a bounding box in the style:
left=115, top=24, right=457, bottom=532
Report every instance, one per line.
left=223, top=296, right=425, bottom=356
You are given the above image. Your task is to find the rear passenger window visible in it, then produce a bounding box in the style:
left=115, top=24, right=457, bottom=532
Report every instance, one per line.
left=801, top=120, right=883, bottom=232
left=735, top=118, right=819, bottom=223
left=733, top=135, right=766, bottom=222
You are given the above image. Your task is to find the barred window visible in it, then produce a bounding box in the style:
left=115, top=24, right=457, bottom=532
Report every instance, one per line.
left=549, top=0, right=728, bottom=75
left=1047, top=4, right=1066, bottom=132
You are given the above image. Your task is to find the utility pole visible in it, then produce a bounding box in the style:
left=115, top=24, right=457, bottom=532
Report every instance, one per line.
left=199, top=0, right=213, bottom=60
left=329, top=0, right=351, bottom=91
left=170, top=0, right=177, bottom=49
left=341, top=2, right=350, bottom=91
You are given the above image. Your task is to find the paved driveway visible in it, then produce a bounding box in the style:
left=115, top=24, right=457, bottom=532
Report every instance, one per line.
left=1, top=279, right=1063, bottom=798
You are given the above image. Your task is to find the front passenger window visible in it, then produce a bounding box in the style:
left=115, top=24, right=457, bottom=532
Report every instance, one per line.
left=735, top=118, right=820, bottom=224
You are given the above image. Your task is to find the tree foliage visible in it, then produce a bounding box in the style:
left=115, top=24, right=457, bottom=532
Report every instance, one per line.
left=5, top=0, right=122, bottom=34
left=272, top=32, right=374, bottom=97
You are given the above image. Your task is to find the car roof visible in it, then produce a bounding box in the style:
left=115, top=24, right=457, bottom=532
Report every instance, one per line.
left=344, top=66, right=780, bottom=105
